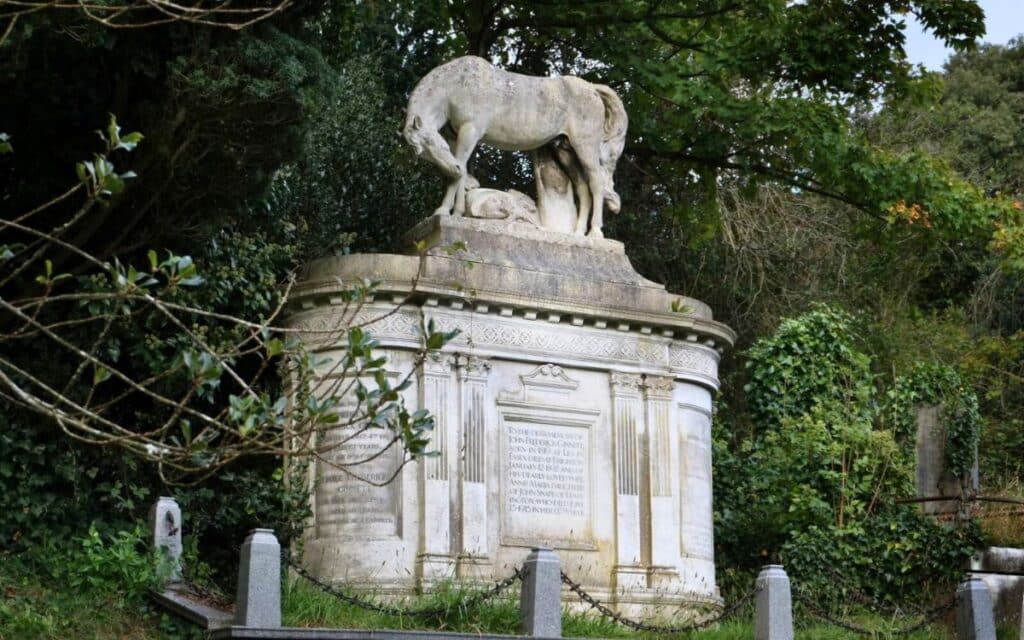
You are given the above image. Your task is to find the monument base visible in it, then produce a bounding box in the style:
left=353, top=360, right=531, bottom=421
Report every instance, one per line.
left=287, top=215, right=735, bottom=617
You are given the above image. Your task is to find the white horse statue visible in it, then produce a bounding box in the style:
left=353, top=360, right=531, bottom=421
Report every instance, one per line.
left=403, top=56, right=627, bottom=238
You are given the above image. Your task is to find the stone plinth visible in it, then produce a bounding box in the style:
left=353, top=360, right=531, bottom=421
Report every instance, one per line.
left=970, top=547, right=1024, bottom=627
left=287, top=215, right=735, bottom=616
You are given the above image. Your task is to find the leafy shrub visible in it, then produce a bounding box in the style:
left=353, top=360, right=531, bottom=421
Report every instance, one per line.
left=744, top=306, right=875, bottom=432
left=44, top=524, right=161, bottom=607
left=716, top=305, right=977, bottom=608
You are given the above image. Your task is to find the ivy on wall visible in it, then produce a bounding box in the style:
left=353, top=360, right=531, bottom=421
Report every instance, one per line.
left=886, top=362, right=982, bottom=481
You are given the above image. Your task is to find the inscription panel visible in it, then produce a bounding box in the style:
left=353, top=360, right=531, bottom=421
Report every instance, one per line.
left=316, top=424, right=401, bottom=539
left=507, top=424, right=587, bottom=517
left=500, top=414, right=595, bottom=549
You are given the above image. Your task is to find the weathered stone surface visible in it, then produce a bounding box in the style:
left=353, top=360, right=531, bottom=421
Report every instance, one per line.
left=149, top=496, right=183, bottom=583
left=288, top=215, right=732, bottom=616
left=914, top=405, right=978, bottom=515
left=151, top=584, right=232, bottom=630
left=956, top=577, right=997, bottom=640
left=235, top=529, right=281, bottom=629
left=754, top=565, right=793, bottom=640
left=519, top=548, right=562, bottom=637
left=970, top=547, right=1024, bottom=627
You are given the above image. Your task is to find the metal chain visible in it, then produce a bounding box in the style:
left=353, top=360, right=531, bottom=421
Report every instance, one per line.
left=559, top=569, right=760, bottom=633
left=282, top=550, right=522, bottom=618
left=793, top=587, right=959, bottom=637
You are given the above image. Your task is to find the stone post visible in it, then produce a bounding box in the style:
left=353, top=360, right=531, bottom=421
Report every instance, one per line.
left=234, top=529, right=281, bottom=628
left=149, top=496, right=183, bottom=583
left=956, top=577, right=996, bottom=640
left=519, top=547, right=562, bottom=638
left=754, top=565, right=793, bottom=640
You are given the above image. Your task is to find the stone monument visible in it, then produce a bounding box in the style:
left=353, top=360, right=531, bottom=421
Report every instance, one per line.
left=287, top=56, right=735, bottom=616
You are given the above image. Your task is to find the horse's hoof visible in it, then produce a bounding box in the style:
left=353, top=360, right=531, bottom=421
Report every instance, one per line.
left=587, top=229, right=604, bottom=239
left=433, top=207, right=451, bottom=216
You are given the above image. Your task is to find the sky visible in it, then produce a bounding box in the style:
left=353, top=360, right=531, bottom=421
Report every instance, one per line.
left=904, top=0, right=1023, bottom=70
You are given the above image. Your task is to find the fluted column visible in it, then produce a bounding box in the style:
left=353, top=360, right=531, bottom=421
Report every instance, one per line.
left=644, top=375, right=678, bottom=585
left=457, top=354, right=492, bottom=575
left=610, top=371, right=645, bottom=590
left=417, top=352, right=457, bottom=581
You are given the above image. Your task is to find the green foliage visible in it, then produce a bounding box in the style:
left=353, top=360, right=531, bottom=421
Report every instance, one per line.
left=886, top=363, right=981, bottom=478
left=717, top=306, right=974, bottom=608
left=744, top=306, right=874, bottom=431
left=44, top=524, right=163, bottom=605
left=781, top=509, right=979, bottom=609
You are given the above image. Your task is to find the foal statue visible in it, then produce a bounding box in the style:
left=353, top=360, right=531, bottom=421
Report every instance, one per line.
left=403, top=56, right=627, bottom=238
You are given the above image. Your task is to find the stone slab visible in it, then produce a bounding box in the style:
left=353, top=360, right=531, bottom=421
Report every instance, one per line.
left=151, top=586, right=233, bottom=630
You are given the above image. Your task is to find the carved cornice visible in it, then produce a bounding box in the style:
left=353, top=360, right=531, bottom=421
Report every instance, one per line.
left=288, top=304, right=723, bottom=390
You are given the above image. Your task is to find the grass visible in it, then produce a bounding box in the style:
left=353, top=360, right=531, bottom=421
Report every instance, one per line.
left=282, top=576, right=980, bottom=640
left=0, top=559, right=198, bottom=640
left=3, top=561, right=1019, bottom=640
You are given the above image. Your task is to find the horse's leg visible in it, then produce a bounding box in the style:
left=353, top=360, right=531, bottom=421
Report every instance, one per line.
left=574, top=145, right=607, bottom=238
left=424, top=128, right=462, bottom=217
left=451, top=122, right=483, bottom=217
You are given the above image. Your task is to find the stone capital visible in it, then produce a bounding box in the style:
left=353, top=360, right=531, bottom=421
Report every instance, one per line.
left=610, top=371, right=643, bottom=394
left=644, top=374, right=674, bottom=399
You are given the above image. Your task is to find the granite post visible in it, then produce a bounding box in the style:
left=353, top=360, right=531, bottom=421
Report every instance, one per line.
left=149, top=496, right=183, bottom=583
left=234, top=529, right=281, bottom=628
left=520, top=547, right=562, bottom=637
left=754, top=565, right=793, bottom=640
left=957, top=577, right=997, bottom=640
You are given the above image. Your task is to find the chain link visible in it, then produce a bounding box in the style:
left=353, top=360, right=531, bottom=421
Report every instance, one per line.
left=559, top=569, right=759, bottom=633
left=282, top=550, right=522, bottom=618
left=793, top=586, right=959, bottom=637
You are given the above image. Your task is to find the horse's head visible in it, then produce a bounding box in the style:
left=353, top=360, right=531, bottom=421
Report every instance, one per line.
left=403, top=114, right=461, bottom=178
left=403, top=115, right=426, bottom=156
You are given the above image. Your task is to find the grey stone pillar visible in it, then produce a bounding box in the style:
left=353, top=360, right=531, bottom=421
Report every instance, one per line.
left=956, top=577, right=996, bottom=640
left=234, top=529, right=281, bottom=628
left=519, top=547, right=562, bottom=637
left=754, top=565, right=793, bottom=640
left=149, top=496, right=183, bottom=583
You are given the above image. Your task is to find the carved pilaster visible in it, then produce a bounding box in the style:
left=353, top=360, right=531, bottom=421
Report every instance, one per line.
left=457, top=355, right=492, bottom=570
left=643, top=375, right=678, bottom=584
left=610, top=371, right=645, bottom=590
left=417, top=353, right=457, bottom=581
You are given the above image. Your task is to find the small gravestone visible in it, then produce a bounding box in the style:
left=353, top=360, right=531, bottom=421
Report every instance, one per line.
left=234, top=529, right=281, bottom=628
left=149, top=496, right=183, bottom=583
left=754, top=565, right=793, bottom=640
left=956, top=577, right=997, bottom=640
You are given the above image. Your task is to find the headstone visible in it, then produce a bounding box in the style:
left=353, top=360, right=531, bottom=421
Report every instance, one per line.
left=957, top=577, right=997, bottom=640
left=149, top=496, right=183, bottom=582
left=915, top=405, right=978, bottom=516
left=520, top=548, right=562, bottom=637
left=234, top=529, right=281, bottom=628
left=754, top=565, right=793, bottom=640
left=287, top=57, right=734, bottom=617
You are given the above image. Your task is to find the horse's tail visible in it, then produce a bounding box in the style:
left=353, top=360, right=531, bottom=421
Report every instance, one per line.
left=595, top=84, right=627, bottom=213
